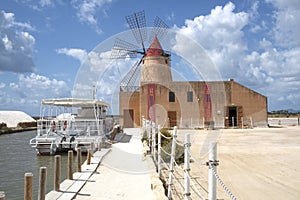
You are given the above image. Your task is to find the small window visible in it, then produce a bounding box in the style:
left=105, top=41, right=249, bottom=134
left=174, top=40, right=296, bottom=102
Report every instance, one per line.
left=187, top=91, right=193, bottom=102
left=169, top=91, right=175, bottom=102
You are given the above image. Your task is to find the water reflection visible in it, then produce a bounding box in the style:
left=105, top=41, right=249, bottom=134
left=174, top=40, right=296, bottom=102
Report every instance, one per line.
left=0, top=131, right=86, bottom=200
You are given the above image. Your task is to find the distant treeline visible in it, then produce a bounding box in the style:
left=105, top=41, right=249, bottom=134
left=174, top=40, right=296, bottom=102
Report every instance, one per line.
left=0, top=122, right=37, bottom=135
left=268, top=110, right=300, bottom=116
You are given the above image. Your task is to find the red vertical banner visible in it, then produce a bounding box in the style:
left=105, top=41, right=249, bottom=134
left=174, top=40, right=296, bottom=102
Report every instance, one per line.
left=204, top=83, right=212, bottom=122
left=147, top=84, right=156, bottom=122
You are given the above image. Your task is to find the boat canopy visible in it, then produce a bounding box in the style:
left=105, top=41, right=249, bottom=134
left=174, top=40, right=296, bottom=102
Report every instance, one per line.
left=41, top=98, right=110, bottom=108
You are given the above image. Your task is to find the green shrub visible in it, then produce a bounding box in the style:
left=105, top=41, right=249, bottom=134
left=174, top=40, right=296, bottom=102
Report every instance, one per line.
left=17, top=121, right=37, bottom=128
left=0, top=123, right=7, bottom=129
left=158, top=128, right=184, bottom=165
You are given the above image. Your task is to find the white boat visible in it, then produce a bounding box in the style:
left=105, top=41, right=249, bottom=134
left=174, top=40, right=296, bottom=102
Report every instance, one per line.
left=30, top=98, right=115, bottom=155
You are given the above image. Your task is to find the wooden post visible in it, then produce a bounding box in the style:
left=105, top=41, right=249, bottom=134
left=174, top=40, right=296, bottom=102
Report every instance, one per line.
left=0, top=191, right=5, bottom=200
left=98, top=142, right=102, bottom=151
left=167, top=126, right=177, bottom=198
left=241, top=117, right=244, bottom=129
left=77, top=147, right=82, bottom=172
left=24, top=172, right=33, bottom=200
left=184, top=134, right=191, bottom=200
left=54, top=155, right=61, bottom=191
left=157, top=125, right=161, bottom=176
left=68, top=150, right=73, bottom=180
left=208, top=142, right=217, bottom=200
left=87, top=149, right=91, bottom=165
left=90, top=143, right=94, bottom=156
left=38, top=167, right=47, bottom=200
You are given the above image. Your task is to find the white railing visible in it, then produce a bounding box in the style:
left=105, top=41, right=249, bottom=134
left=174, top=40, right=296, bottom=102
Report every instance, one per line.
left=36, top=118, right=110, bottom=137
left=143, top=118, right=237, bottom=200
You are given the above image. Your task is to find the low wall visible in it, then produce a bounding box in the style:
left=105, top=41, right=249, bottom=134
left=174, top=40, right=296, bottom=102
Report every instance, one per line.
left=268, top=117, right=300, bottom=126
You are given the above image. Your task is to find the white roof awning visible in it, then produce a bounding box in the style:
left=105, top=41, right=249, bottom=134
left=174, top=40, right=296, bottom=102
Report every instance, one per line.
left=41, top=98, right=110, bottom=108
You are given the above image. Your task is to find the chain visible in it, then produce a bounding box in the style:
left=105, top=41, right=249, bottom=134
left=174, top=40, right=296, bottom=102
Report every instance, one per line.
left=208, top=162, right=237, bottom=200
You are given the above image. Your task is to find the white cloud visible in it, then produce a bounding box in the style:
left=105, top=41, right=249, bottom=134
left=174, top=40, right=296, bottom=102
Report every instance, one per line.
left=266, top=0, right=300, bottom=47
left=0, top=73, right=70, bottom=115
left=167, top=12, right=175, bottom=22
left=18, top=73, right=69, bottom=96
left=174, top=2, right=249, bottom=79
left=39, top=0, right=54, bottom=7
left=0, top=10, right=36, bottom=72
left=72, top=49, right=136, bottom=100
left=72, top=0, right=113, bottom=34
left=9, top=82, right=19, bottom=89
left=2, top=35, right=13, bottom=50
left=56, top=48, right=88, bottom=63
left=173, top=1, right=300, bottom=110
left=0, top=82, right=5, bottom=88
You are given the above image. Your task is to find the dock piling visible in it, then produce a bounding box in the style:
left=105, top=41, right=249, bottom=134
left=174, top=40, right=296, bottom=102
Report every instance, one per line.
left=54, top=155, right=61, bottom=191
left=68, top=150, right=73, bottom=180
left=38, top=167, right=47, bottom=200
left=98, top=142, right=102, bottom=151
left=24, top=172, right=33, bottom=200
left=87, top=149, right=92, bottom=165
left=77, top=147, right=82, bottom=172
left=91, top=143, right=94, bottom=156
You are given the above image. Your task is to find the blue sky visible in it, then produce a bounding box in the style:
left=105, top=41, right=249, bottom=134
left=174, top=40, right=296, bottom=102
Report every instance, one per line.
left=0, top=0, right=300, bottom=116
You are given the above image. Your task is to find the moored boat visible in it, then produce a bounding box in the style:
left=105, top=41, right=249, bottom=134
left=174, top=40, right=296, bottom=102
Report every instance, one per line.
left=30, top=98, right=115, bottom=155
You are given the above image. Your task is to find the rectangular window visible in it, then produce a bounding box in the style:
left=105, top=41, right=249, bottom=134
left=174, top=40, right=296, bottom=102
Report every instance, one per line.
left=169, top=91, right=175, bottom=102
left=187, top=91, right=193, bottom=102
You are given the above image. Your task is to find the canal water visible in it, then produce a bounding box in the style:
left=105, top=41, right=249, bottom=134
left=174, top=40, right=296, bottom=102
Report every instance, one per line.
left=0, top=130, right=86, bottom=199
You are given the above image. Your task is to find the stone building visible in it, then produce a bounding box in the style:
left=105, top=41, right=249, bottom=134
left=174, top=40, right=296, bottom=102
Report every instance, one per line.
left=119, top=37, right=268, bottom=128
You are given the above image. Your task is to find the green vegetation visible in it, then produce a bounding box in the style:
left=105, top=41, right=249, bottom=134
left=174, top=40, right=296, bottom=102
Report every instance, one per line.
left=268, top=110, right=300, bottom=116
left=0, top=123, right=12, bottom=134
left=142, top=128, right=184, bottom=164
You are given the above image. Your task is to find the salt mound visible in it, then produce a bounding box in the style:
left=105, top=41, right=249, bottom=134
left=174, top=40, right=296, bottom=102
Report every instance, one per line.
left=0, top=111, right=35, bottom=127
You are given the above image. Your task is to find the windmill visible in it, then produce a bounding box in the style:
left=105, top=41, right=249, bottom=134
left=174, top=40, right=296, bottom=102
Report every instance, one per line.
left=111, top=10, right=170, bottom=92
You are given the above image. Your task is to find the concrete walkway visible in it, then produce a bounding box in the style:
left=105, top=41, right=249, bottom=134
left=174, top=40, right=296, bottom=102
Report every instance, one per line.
left=46, top=149, right=111, bottom=200
left=74, top=128, right=156, bottom=200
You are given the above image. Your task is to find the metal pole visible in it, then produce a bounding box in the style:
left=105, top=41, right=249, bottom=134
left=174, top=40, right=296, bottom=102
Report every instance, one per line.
left=54, top=155, right=61, bottom=191
left=184, top=134, right=191, bottom=200
left=157, top=125, right=161, bottom=176
left=167, top=126, right=177, bottom=198
left=208, top=142, right=217, bottom=200
left=24, top=172, right=33, bottom=200
left=77, top=147, right=82, bottom=172
left=232, top=117, right=234, bottom=128
left=38, top=167, right=47, bottom=200
left=68, top=150, right=73, bottom=180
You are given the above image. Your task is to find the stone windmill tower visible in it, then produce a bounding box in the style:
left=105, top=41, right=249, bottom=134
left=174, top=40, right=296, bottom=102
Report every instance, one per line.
left=111, top=11, right=171, bottom=126
left=140, top=36, right=172, bottom=85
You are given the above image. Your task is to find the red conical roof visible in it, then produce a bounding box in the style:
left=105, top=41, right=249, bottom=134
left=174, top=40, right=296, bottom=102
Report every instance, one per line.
left=146, top=36, right=164, bottom=56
